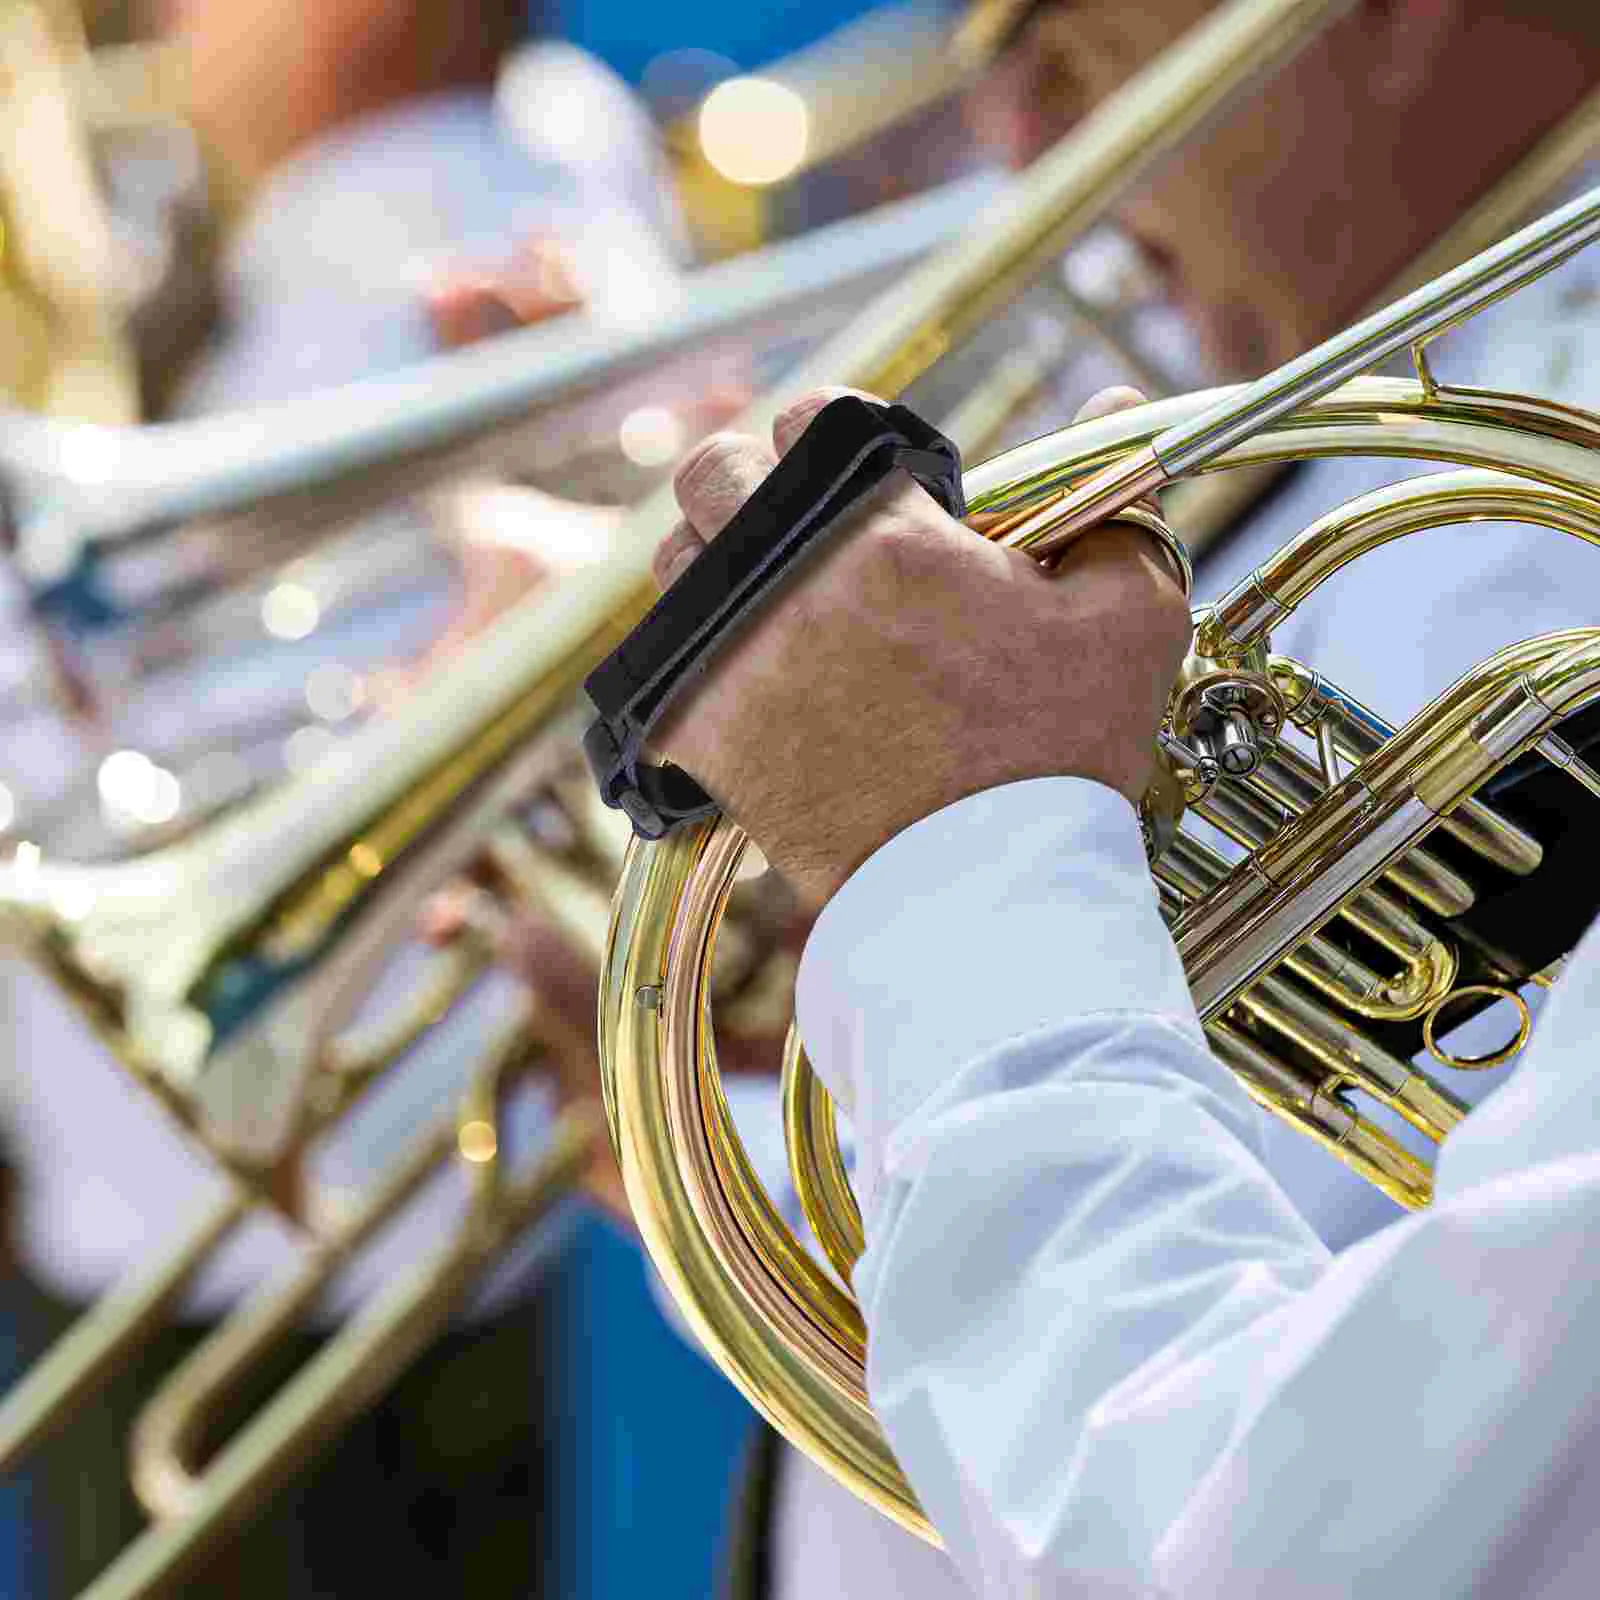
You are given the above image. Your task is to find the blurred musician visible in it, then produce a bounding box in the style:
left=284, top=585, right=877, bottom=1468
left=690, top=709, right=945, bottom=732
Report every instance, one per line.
left=159, top=0, right=686, bottom=411
left=2, top=3, right=691, bottom=1597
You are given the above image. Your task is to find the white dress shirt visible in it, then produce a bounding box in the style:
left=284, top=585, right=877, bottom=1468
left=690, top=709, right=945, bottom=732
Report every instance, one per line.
left=796, top=777, right=1600, bottom=1599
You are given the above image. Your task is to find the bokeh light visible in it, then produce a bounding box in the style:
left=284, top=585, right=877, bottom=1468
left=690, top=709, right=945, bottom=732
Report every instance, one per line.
left=97, top=749, right=182, bottom=828
left=617, top=405, right=686, bottom=467
left=261, top=581, right=322, bottom=641
left=697, top=77, right=810, bottom=187
left=458, top=1119, right=498, bottom=1163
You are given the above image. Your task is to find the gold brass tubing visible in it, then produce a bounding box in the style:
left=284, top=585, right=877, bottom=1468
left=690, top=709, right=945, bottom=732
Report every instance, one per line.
left=1268, top=654, right=1546, bottom=877
left=1236, top=974, right=1466, bottom=1144
left=0, top=1191, right=252, bottom=1472
left=1179, top=631, right=1600, bottom=1019
left=1209, top=1023, right=1433, bottom=1210
left=1330, top=892, right=1457, bottom=1021
left=1194, top=787, right=1457, bottom=1020
left=1208, top=468, right=1600, bottom=651
left=1422, top=985, right=1533, bottom=1072
left=965, top=381, right=1600, bottom=541
left=1194, top=782, right=1287, bottom=845
left=1161, top=884, right=1454, bottom=1175
left=1315, top=719, right=1341, bottom=787
left=1157, top=831, right=1233, bottom=901
left=1249, top=741, right=1476, bottom=915
left=781, top=1028, right=865, bottom=1287
left=601, top=816, right=926, bottom=1540
left=129, top=1117, right=460, bottom=1521
left=1163, top=829, right=1393, bottom=1013
left=84, top=1102, right=598, bottom=1600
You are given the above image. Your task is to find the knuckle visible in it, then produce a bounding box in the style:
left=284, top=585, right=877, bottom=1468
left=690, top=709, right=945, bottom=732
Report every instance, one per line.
left=650, top=537, right=694, bottom=590
left=672, top=431, right=756, bottom=501
left=851, top=513, right=944, bottom=594
left=772, top=385, right=871, bottom=448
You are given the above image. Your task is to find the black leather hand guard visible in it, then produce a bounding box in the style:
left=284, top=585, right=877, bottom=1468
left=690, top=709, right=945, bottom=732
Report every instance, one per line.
left=582, top=396, right=965, bottom=839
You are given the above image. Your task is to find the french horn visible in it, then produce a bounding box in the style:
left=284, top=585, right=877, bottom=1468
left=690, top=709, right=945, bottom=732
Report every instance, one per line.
left=594, top=151, right=1600, bottom=1554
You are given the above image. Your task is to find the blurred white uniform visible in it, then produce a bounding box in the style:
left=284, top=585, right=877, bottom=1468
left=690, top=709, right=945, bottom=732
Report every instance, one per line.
left=0, top=41, right=684, bottom=1320
left=715, top=194, right=1600, bottom=1599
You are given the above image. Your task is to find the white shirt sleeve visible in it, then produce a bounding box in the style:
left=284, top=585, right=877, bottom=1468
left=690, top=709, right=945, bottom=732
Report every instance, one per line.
left=795, top=775, right=1600, bottom=1600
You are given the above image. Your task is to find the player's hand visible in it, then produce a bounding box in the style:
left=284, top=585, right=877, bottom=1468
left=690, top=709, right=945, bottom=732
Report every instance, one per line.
left=648, top=385, right=1191, bottom=904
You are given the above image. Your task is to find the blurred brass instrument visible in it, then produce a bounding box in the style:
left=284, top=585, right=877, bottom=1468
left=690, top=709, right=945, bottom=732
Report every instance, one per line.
left=595, top=164, right=1600, bottom=1561
left=0, top=0, right=1349, bottom=1176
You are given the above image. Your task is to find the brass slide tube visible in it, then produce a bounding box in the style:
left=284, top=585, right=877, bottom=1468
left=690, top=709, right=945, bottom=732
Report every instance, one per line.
left=0, top=924, right=492, bottom=1474
left=81, top=1060, right=597, bottom=1600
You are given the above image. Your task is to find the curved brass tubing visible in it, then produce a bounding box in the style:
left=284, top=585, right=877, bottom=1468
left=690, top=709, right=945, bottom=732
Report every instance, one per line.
left=86, top=1026, right=597, bottom=1600
left=781, top=1027, right=865, bottom=1286
left=0, top=920, right=493, bottom=1475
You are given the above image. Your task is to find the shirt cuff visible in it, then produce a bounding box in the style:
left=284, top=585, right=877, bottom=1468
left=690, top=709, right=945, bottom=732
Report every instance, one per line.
left=794, top=776, right=1198, bottom=1207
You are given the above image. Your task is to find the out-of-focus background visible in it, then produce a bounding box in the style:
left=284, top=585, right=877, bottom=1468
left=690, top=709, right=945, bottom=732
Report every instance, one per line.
left=0, top=5, right=1025, bottom=1597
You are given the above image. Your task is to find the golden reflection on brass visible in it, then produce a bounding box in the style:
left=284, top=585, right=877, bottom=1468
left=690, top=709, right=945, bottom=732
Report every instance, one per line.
left=457, top=1119, right=499, bottom=1163
left=781, top=1028, right=865, bottom=1284
left=1422, top=985, right=1534, bottom=1072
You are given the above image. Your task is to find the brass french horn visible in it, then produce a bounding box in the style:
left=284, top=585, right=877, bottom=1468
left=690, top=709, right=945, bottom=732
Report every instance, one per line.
left=595, top=162, right=1600, bottom=1553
